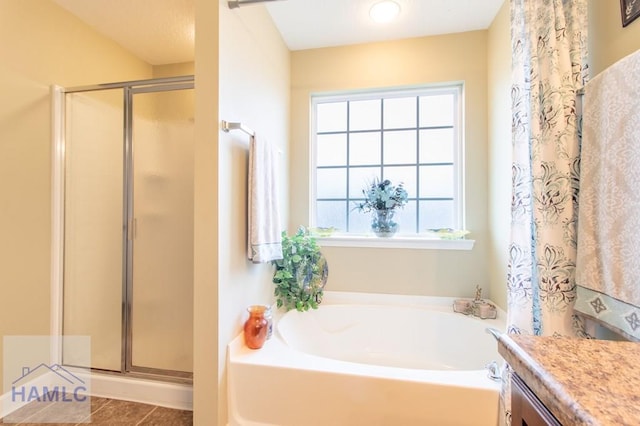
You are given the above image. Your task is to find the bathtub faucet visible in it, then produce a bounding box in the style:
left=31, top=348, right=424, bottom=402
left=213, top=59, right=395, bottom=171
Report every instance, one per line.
left=485, top=361, right=501, bottom=382
left=453, top=289, right=497, bottom=318
left=485, top=327, right=501, bottom=341
left=474, top=285, right=483, bottom=302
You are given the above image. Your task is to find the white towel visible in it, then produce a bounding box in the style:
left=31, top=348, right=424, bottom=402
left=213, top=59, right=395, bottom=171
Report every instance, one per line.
left=575, top=49, right=640, bottom=340
left=247, top=134, right=283, bottom=263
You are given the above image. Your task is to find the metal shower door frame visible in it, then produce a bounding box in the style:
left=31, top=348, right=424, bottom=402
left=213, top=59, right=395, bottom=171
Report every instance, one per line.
left=59, top=75, right=194, bottom=383
left=123, top=81, right=194, bottom=381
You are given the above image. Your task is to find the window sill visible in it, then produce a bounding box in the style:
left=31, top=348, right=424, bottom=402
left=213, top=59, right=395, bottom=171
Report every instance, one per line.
left=314, top=235, right=475, bottom=250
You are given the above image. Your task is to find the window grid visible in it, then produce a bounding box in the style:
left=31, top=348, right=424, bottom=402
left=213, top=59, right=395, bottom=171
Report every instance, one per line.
left=414, top=97, right=420, bottom=232
left=313, top=86, right=461, bottom=234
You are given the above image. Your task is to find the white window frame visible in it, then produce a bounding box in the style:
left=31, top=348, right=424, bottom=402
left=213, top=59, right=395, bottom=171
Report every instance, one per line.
left=309, top=83, right=473, bottom=250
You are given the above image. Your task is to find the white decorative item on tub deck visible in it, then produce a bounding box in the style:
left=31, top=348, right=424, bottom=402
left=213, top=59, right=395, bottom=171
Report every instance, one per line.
left=228, top=291, right=506, bottom=426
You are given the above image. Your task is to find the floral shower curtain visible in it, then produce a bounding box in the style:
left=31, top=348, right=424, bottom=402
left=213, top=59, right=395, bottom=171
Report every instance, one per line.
left=508, top=0, right=588, bottom=339
left=503, top=0, right=588, bottom=423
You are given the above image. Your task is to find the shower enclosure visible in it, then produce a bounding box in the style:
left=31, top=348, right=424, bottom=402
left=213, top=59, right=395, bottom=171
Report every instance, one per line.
left=53, top=76, right=194, bottom=382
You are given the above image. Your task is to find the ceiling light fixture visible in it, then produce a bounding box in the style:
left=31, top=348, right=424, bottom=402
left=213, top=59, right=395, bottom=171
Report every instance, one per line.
left=369, top=1, right=400, bottom=23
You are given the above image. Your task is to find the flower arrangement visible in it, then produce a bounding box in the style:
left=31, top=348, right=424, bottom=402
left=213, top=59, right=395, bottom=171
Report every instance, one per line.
left=356, top=178, right=408, bottom=213
left=356, top=178, right=408, bottom=237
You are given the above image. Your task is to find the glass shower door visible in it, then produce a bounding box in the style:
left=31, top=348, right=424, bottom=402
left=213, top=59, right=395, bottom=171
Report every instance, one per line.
left=128, top=87, right=194, bottom=376
left=63, top=89, right=124, bottom=371
left=61, top=77, right=194, bottom=380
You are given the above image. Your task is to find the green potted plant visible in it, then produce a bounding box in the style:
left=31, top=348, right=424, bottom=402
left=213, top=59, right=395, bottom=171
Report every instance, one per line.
left=356, top=178, right=408, bottom=237
left=271, top=227, right=328, bottom=311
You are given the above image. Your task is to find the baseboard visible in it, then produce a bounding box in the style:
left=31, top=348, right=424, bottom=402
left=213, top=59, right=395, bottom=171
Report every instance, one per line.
left=81, top=371, right=193, bottom=411
left=1, top=370, right=192, bottom=419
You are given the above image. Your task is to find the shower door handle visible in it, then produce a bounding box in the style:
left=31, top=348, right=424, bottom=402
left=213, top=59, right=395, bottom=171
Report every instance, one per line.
left=128, top=218, right=137, bottom=240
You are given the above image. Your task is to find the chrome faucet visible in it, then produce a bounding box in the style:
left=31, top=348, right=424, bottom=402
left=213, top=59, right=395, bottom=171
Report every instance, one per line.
left=486, top=361, right=501, bottom=381
left=484, top=329, right=502, bottom=381
left=485, top=327, right=502, bottom=341
left=453, top=287, right=497, bottom=318
left=474, top=285, right=483, bottom=302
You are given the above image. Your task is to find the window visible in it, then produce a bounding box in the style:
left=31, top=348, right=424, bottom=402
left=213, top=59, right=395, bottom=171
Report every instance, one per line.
left=311, top=85, right=464, bottom=237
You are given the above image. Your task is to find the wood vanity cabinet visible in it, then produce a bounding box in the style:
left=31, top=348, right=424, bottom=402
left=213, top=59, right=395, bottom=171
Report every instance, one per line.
left=512, top=373, right=562, bottom=426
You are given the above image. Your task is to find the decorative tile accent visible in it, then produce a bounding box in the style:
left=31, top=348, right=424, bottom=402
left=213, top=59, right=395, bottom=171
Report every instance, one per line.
left=575, top=286, right=640, bottom=341
left=624, top=312, right=640, bottom=331
left=589, top=297, right=607, bottom=314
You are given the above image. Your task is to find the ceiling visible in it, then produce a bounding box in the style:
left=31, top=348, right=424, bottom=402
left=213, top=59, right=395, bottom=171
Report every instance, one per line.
left=52, top=0, right=504, bottom=65
left=52, top=0, right=195, bottom=65
left=265, top=0, right=504, bottom=51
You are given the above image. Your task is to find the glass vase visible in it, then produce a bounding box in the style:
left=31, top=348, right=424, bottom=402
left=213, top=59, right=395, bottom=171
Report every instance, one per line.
left=243, top=305, right=269, bottom=349
left=371, top=209, right=398, bottom=237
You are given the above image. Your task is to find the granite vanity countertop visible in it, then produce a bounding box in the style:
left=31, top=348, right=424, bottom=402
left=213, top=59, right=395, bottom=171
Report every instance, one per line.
left=498, top=334, right=640, bottom=425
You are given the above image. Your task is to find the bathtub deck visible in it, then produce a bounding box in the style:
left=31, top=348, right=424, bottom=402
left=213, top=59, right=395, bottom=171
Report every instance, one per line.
left=228, top=291, right=506, bottom=426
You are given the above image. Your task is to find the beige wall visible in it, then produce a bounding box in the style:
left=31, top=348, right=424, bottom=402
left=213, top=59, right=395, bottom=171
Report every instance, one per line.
left=193, top=0, right=219, bottom=422
left=589, top=0, right=640, bottom=76
left=0, top=0, right=152, bottom=389
left=487, top=1, right=511, bottom=309
left=153, top=62, right=195, bottom=78
left=193, top=1, right=290, bottom=424
left=290, top=32, right=489, bottom=298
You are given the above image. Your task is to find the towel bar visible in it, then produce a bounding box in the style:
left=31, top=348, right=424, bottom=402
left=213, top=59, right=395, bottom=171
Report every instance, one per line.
left=221, top=120, right=255, bottom=137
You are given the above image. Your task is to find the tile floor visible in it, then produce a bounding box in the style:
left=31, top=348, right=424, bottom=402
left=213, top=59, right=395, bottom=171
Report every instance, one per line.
left=1, top=396, right=192, bottom=425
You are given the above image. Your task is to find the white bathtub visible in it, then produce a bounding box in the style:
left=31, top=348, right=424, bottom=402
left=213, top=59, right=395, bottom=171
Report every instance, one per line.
left=227, top=291, right=505, bottom=426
